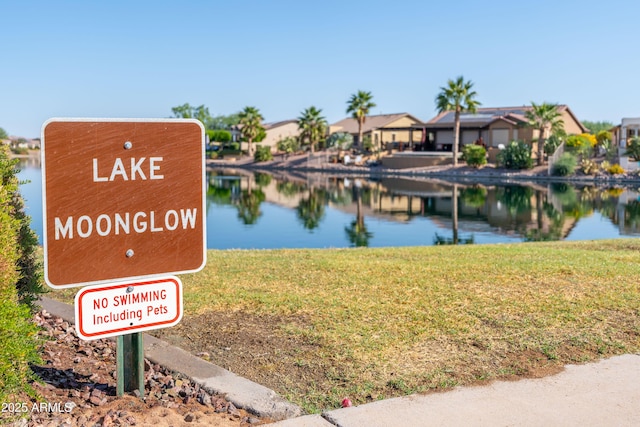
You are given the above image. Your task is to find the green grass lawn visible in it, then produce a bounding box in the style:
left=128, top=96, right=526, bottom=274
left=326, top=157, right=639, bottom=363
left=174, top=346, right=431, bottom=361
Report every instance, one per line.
left=52, top=239, right=640, bottom=412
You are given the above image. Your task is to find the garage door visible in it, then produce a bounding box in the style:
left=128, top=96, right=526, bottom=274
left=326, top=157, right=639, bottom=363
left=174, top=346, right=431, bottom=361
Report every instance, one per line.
left=491, top=129, right=510, bottom=147
left=462, top=131, right=478, bottom=145
left=436, top=131, right=453, bottom=145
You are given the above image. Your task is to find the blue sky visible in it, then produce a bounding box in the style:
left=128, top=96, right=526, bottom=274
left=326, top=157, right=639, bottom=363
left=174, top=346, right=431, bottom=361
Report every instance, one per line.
left=2, top=0, right=638, bottom=138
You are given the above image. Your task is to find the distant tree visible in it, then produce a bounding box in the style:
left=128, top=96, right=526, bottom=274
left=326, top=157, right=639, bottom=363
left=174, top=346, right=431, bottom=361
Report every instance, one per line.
left=209, top=113, right=241, bottom=130
left=525, top=102, right=565, bottom=166
left=171, top=103, right=212, bottom=127
left=298, top=106, right=328, bottom=153
left=435, top=76, right=481, bottom=166
left=582, top=120, right=614, bottom=134
left=238, top=106, right=264, bottom=156
left=0, top=127, right=7, bottom=140
left=346, top=91, right=376, bottom=150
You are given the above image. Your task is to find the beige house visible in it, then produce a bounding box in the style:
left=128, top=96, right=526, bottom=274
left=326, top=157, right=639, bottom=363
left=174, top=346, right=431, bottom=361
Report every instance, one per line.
left=329, top=113, right=425, bottom=150
left=234, top=120, right=301, bottom=153
left=422, top=105, right=587, bottom=152
left=611, top=117, right=640, bottom=148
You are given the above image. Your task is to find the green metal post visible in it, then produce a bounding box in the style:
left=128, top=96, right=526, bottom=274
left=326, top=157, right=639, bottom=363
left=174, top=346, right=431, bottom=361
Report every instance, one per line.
left=116, top=332, right=145, bottom=397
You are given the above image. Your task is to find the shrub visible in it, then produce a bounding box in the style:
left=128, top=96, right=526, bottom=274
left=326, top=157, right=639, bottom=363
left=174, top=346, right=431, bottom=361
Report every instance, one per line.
left=0, top=144, right=43, bottom=401
left=566, top=134, right=594, bottom=157
left=552, top=153, right=577, bottom=176
left=462, top=145, right=487, bottom=168
left=497, top=141, right=533, bottom=170
left=326, top=132, right=353, bottom=151
left=624, top=136, right=640, bottom=161
left=579, top=159, right=599, bottom=175
left=277, top=136, right=300, bottom=155
left=596, top=130, right=612, bottom=146
left=254, top=145, right=273, bottom=162
left=607, top=163, right=625, bottom=175
left=207, top=129, right=232, bottom=143
left=544, top=134, right=563, bottom=156
left=227, top=142, right=240, bottom=151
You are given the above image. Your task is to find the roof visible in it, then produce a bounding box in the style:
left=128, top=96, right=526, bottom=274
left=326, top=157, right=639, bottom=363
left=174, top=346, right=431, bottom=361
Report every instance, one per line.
left=263, top=119, right=298, bottom=130
left=330, top=113, right=424, bottom=134
left=426, top=105, right=588, bottom=132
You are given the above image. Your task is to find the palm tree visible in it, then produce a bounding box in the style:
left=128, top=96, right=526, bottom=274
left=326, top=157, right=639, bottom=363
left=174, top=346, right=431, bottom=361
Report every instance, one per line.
left=435, top=76, right=481, bottom=166
left=238, top=106, right=264, bottom=156
left=346, top=91, right=376, bottom=150
left=297, top=106, right=328, bottom=153
left=525, top=102, right=565, bottom=166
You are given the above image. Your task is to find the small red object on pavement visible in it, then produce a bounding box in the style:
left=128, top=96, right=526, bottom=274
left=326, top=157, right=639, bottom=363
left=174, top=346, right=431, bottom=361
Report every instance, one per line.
left=341, top=397, right=352, bottom=407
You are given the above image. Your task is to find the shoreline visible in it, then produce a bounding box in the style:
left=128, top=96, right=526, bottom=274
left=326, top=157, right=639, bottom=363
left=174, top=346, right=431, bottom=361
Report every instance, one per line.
left=206, top=154, right=640, bottom=186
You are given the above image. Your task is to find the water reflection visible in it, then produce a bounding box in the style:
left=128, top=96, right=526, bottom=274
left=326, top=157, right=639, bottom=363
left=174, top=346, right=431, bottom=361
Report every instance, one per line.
left=16, top=160, right=640, bottom=248
left=205, top=169, right=639, bottom=248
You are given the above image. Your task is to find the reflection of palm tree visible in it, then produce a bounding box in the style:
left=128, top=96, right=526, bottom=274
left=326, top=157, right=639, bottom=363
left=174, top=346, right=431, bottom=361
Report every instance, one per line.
left=344, top=185, right=372, bottom=247
left=452, top=184, right=459, bottom=244
left=433, top=184, right=474, bottom=245
left=236, top=179, right=265, bottom=225
left=524, top=198, right=564, bottom=241
left=237, top=189, right=265, bottom=225
left=296, top=188, right=327, bottom=231
left=433, top=233, right=474, bottom=245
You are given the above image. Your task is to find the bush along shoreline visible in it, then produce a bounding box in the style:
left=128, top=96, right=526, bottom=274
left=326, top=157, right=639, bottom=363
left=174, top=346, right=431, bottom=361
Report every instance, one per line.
left=0, top=143, right=47, bottom=405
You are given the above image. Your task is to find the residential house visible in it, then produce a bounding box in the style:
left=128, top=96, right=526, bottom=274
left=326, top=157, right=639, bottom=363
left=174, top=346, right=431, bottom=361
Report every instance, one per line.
left=421, top=105, right=587, bottom=154
left=611, top=118, right=640, bottom=171
left=232, top=120, right=301, bottom=153
left=611, top=117, right=640, bottom=148
left=329, top=113, right=425, bottom=151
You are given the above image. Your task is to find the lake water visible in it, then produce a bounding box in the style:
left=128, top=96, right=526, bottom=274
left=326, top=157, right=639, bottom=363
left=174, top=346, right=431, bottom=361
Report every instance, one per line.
left=17, top=159, right=640, bottom=249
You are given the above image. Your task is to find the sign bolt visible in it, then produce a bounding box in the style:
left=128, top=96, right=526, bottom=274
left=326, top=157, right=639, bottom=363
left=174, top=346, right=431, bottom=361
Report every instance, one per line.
left=126, top=286, right=134, bottom=293
left=126, top=249, right=134, bottom=258
left=124, top=141, right=133, bottom=150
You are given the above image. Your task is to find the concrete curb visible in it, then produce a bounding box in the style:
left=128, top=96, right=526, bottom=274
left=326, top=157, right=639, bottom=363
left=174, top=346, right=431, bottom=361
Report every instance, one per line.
left=37, top=297, right=302, bottom=421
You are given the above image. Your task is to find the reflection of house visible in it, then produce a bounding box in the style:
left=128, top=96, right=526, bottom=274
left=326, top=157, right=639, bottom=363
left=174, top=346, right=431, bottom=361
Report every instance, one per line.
left=233, top=120, right=301, bottom=153
left=422, top=105, right=587, bottom=152
left=329, top=113, right=425, bottom=149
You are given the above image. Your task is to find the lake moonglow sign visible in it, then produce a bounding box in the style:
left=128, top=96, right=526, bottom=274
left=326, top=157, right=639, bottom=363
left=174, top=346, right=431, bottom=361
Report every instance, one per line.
left=41, top=118, right=206, bottom=288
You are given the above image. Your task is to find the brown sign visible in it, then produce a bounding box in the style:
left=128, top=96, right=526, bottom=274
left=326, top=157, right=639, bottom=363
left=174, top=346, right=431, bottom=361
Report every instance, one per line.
left=42, top=119, right=206, bottom=288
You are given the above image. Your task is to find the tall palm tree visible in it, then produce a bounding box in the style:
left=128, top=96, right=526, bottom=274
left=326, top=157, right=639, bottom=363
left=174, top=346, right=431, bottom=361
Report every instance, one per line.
left=346, top=90, right=376, bottom=150
left=525, top=102, right=565, bottom=166
left=238, top=106, right=264, bottom=156
left=435, top=76, right=481, bottom=166
left=297, top=106, right=328, bottom=153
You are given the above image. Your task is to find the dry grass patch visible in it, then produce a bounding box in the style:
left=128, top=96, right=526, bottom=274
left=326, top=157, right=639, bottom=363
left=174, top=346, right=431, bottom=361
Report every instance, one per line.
left=52, top=240, right=640, bottom=413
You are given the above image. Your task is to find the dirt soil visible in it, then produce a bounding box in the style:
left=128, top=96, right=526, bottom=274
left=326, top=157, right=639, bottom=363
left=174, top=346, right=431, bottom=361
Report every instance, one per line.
left=2, top=310, right=269, bottom=427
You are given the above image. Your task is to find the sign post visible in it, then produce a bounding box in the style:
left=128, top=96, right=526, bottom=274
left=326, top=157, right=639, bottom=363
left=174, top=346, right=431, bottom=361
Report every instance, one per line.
left=42, top=118, right=205, bottom=397
left=117, top=333, right=145, bottom=397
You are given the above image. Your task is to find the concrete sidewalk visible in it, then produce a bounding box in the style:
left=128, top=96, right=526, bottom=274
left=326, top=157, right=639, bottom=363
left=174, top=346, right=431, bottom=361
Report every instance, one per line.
left=270, top=353, right=640, bottom=427
left=40, top=297, right=640, bottom=426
